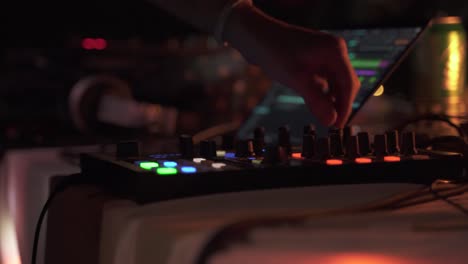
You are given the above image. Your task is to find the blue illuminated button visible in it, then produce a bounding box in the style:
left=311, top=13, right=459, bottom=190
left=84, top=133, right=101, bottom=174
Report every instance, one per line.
left=163, top=161, right=178, bottom=167
left=224, top=152, right=236, bottom=158
left=136, top=161, right=159, bottom=170
left=181, top=166, right=197, bottom=174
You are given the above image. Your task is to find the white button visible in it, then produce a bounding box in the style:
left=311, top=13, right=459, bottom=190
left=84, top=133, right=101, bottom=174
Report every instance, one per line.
left=193, top=158, right=206, bottom=163
left=212, top=163, right=226, bottom=169
left=216, top=150, right=226, bottom=158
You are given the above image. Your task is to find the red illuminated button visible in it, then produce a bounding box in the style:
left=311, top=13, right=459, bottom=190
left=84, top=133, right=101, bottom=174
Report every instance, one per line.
left=94, top=38, right=107, bottom=50
left=326, top=159, right=343, bottom=166
left=81, top=38, right=95, bottom=50
left=355, top=157, right=372, bottom=164
left=384, top=156, right=401, bottom=162
left=292, top=152, right=302, bottom=159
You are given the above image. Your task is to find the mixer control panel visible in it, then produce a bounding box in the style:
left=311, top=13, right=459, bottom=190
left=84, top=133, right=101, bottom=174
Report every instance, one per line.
left=80, top=126, right=466, bottom=203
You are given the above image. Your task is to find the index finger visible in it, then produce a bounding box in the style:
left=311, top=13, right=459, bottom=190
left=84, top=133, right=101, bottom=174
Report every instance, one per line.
left=328, top=50, right=360, bottom=128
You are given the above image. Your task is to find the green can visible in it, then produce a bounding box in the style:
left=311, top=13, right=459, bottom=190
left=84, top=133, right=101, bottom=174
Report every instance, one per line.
left=412, top=16, right=466, bottom=116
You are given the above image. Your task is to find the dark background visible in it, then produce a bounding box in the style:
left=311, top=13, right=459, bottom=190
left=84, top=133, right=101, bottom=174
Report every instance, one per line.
left=2, top=1, right=468, bottom=43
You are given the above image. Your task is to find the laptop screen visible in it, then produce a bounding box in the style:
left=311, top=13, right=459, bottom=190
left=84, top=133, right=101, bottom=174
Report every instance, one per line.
left=237, top=25, right=429, bottom=145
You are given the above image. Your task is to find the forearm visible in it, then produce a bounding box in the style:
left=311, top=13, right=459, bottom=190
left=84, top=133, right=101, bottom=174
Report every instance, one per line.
left=148, top=0, right=282, bottom=61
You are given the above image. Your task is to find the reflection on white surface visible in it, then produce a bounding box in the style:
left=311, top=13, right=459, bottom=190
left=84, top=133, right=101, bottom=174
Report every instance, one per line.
left=1, top=213, right=22, bottom=264
left=209, top=250, right=430, bottom=264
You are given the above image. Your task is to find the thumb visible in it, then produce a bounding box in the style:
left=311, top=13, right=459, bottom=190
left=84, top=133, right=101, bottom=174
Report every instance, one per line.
left=296, top=76, right=337, bottom=127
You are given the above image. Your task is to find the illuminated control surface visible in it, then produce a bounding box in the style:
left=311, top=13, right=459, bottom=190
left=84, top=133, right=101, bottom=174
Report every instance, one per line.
left=81, top=127, right=465, bottom=204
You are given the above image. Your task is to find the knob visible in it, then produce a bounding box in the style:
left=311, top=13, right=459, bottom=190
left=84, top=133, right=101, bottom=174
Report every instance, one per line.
left=373, top=134, right=388, bottom=158
left=386, top=130, right=400, bottom=154
left=315, top=137, right=331, bottom=160
left=179, top=134, right=194, bottom=158
left=200, top=140, right=217, bottom=159
left=357, top=132, right=371, bottom=155
left=263, top=145, right=289, bottom=164
left=301, top=134, right=315, bottom=159
left=221, top=134, right=235, bottom=150
left=303, top=124, right=316, bottom=135
left=346, top=135, right=360, bottom=159
left=401, top=131, right=418, bottom=155
left=253, top=126, right=266, bottom=157
left=343, top=126, right=352, bottom=148
left=117, top=141, right=140, bottom=158
left=329, top=133, right=344, bottom=157
left=235, top=139, right=254, bottom=158
left=278, top=126, right=291, bottom=155
left=328, top=127, right=341, bottom=134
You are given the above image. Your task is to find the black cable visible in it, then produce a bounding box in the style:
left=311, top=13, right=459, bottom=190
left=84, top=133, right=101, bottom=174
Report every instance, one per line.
left=31, top=173, right=88, bottom=264
left=430, top=184, right=468, bottom=217
left=395, top=113, right=466, bottom=139
left=194, top=182, right=468, bottom=264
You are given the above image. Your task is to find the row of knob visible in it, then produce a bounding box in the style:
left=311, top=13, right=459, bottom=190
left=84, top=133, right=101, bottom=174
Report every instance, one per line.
left=303, top=129, right=418, bottom=160
left=179, top=125, right=418, bottom=161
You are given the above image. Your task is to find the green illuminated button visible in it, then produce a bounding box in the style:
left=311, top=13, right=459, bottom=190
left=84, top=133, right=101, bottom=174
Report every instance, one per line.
left=156, top=167, right=178, bottom=175
left=138, top=161, right=159, bottom=170
left=216, top=150, right=226, bottom=158
left=350, top=59, right=381, bottom=68
left=252, top=159, right=263, bottom=165
left=276, top=95, right=305, bottom=104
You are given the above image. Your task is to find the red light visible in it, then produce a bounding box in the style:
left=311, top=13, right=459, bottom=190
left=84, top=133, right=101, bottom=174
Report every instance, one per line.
left=384, top=156, right=401, bottom=162
left=326, top=159, right=343, bottom=166
left=355, top=157, right=372, bottom=164
left=81, top=37, right=107, bottom=50
left=81, top=38, right=95, bottom=50
left=94, top=38, right=107, bottom=50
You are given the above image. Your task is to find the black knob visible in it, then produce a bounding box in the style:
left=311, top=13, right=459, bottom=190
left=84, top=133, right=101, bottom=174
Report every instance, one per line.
left=329, top=133, right=344, bottom=157
left=343, top=126, right=352, bottom=148
left=315, top=137, right=331, bottom=159
left=235, top=139, right=254, bottom=158
left=117, top=141, right=140, bottom=158
left=278, top=126, right=291, bottom=155
left=328, top=127, right=342, bottom=135
left=253, top=126, right=266, bottom=157
left=357, top=132, right=371, bottom=155
left=263, top=145, right=289, bottom=164
left=221, top=134, right=235, bottom=150
left=401, top=131, right=418, bottom=155
left=346, top=135, right=360, bottom=159
left=200, top=140, right=217, bottom=159
left=373, top=134, right=388, bottom=158
left=303, top=124, right=316, bottom=136
left=386, top=130, right=400, bottom=154
left=179, top=134, right=194, bottom=158
left=301, top=134, right=315, bottom=159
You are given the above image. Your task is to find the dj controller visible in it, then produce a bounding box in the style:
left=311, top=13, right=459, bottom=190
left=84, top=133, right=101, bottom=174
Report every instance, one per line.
left=80, top=125, right=466, bottom=204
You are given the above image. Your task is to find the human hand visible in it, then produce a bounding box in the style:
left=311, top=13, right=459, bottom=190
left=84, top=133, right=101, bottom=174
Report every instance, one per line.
left=225, top=5, right=360, bottom=128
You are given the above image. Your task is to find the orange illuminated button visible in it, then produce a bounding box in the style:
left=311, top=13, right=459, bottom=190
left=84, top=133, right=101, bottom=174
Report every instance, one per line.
left=292, top=152, right=302, bottom=159
left=355, top=157, right=372, bottom=164
left=384, top=156, right=401, bottom=162
left=411, top=154, right=430, bottom=160
left=326, top=159, right=343, bottom=166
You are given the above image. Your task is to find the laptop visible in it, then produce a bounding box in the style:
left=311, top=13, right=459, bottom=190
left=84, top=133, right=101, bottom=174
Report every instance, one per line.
left=236, top=21, right=432, bottom=145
